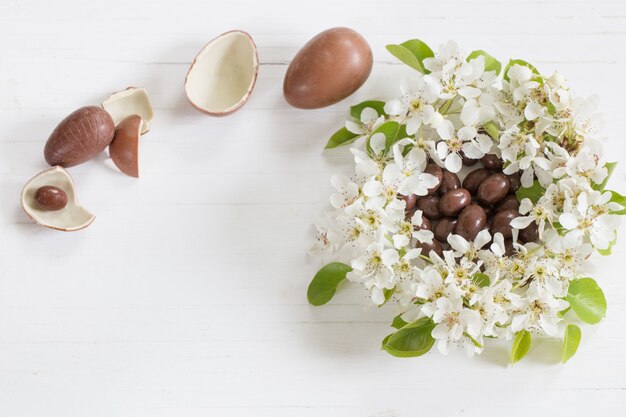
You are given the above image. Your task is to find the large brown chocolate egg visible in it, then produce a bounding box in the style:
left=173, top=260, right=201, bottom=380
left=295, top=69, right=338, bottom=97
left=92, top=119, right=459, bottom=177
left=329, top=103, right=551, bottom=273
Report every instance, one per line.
left=283, top=27, right=373, bottom=109
left=44, top=106, right=115, bottom=167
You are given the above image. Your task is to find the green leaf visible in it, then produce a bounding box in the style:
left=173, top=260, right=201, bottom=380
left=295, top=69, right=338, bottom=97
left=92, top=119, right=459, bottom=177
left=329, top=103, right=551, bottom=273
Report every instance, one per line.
left=391, top=314, right=408, bottom=330
left=482, top=121, right=500, bottom=139
left=597, top=232, right=617, bottom=256
left=472, top=273, right=490, bottom=288
left=503, top=59, right=540, bottom=82
left=467, top=50, right=502, bottom=75
left=566, top=278, right=607, bottom=324
left=606, top=190, right=626, bottom=215
left=325, top=127, right=359, bottom=149
left=350, top=100, right=386, bottom=120
left=561, top=324, right=582, bottom=363
left=597, top=231, right=617, bottom=256
left=593, top=162, right=617, bottom=191
left=516, top=180, right=545, bottom=204
left=307, top=262, right=352, bottom=306
left=386, top=39, right=434, bottom=73
left=510, top=330, right=532, bottom=364
left=382, top=317, right=436, bottom=357
left=368, top=121, right=407, bottom=153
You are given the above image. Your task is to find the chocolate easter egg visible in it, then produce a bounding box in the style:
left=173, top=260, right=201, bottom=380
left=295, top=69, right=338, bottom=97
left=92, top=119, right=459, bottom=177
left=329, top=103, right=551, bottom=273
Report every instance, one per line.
left=44, top=106, right=115, bottom=167
left=283, top=27, right=373, bottom=109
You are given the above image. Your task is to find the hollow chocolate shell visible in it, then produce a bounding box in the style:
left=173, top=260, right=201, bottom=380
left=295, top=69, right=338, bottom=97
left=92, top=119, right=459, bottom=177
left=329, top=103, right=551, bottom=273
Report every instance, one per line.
left=21, top=166, right=95, bottom=232
left=283, top=27, right=373, bottom=109
left=109, top=115, right=142, bottom=178
left=185, top=30, right=259, bottom=116
left=44, top=106, right=115, bottom=167
left=102, top=87, right=153, bottom=134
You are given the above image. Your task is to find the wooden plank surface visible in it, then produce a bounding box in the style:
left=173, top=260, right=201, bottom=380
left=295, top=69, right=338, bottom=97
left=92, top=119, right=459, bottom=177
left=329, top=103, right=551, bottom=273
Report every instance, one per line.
left=0, top=0, right=625, bottom=416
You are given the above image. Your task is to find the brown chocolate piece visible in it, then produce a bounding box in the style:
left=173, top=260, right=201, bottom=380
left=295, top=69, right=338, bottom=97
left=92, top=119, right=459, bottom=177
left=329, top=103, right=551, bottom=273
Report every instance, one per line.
left=109, top=115, right=142, bottom=178
left=477, top=173, right=510, bottom=205
left=455, top=204, right=487, bottom=241
left=416, top=239, right=443, bottom=258
left=434, top=218, right=457, bottom=242
left=401, top=194, right=417, bottom=211
left=416, top=195, right=442, bottom=220
left=507, top=172, right=521, bottom=194
left=463, top=168, right=490, bottom=195
left=44, top=106, right=115, bottom=167
left=481, top=154, right=503, bottom=170
left=439, top=188, right=471, bottom=217
left=490, top=209, right=520, bottom=239
left=519, top=222, right=539, bottom=243
left=34, top=185, right=68, bottom=211
left=413, top=213, right=432, bottom=231
left=424, top=163, right=443, bottom=195
left=439, top=170, right=461, bottom=195
left=462, top=152, right=479, bottom=166
left=494, top=195, right=520, bottom=213
left=283, top=28, right=372, bottom=109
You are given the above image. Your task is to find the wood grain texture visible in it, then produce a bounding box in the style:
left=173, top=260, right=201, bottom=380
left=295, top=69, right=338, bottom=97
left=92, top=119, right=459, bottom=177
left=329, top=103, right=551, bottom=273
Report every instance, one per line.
left=0, top=0, right=625, bottom=416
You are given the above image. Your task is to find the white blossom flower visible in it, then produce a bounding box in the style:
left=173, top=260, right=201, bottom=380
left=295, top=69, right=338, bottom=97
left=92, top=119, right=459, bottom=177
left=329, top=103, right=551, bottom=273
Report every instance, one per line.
left=384, top=75, right=440, bottom=134
left=559, top=190, right=621, bottom=250
left=436, top=122, right=490, bottom=172
left=345, top=107, right=384, bottom=136
left=431, top=297, right=483, bottom=355
left=510, top=292, right=568, bottom=337
left=386, top=144, right=439, bottom=196
left=511, top=198, right=554, bottom=239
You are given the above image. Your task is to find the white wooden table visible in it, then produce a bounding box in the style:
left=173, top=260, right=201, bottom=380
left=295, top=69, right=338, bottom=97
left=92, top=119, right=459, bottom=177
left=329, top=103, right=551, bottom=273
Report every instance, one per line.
left=1, top=0, right=625, bottom=416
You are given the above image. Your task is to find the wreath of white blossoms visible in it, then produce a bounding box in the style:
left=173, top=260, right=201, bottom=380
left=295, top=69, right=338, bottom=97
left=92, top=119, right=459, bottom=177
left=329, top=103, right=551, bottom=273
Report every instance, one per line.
left=307, top=39, right=626, bottom=363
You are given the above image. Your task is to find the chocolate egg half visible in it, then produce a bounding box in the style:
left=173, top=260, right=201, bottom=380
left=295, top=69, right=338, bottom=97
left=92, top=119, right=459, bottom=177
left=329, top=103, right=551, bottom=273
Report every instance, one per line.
left=283, top=27, right=373, bottom=109
left=44, top=106, right=115, bottom=167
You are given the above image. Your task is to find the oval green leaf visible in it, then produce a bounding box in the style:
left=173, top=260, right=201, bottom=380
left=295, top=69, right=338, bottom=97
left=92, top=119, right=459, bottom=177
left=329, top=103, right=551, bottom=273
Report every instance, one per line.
left=325, top=127, right=359, bottom=149
left=391, top=314, right=408, bottom=330
left=510, top=330, right=531, bottom=364
left=593, top=162, right=617, bottom=191
left=467, top=50, right=502, bottom=75
left=503, top=59, right=540, bottom=82
left=561, top=323, right=582, bottom=363
left=565, top=278, right=607, bottom=324
left=515, top=180, right=545, bottom=204
left=472, top=273, right=490, bottom=288
left=350, top=100, right=386, bottom=120
left=307, top=262, right=352, bottom=306
left=386, top=39, right=434, bottom=74
left=382, top=317, right=436, bottom=357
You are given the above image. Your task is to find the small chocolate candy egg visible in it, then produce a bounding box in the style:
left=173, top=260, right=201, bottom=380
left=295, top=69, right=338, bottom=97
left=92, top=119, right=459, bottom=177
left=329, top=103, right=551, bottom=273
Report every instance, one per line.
left=424, top=163, right=443, bottom=195
left=455, top=204, right=487, bottom=241
left=34, top=186, right=68, bottom=211
left=401, top=194, right=417, bottom=212
left=462, top=168, right=490, bottom=195
left=412, top=213, right=433, bottom=231
left=494, top=194, right=520, bottom=213
left=283, top=27, right=373, bottom=109
left=439, top=170, right=461, bottom=195
left=507, top=172, right=521, bottom=194
left=439, top=188, right=471, bottom=217
left=416, top=195, right=442, bottom=220
left=434, top=218, right=457, bottom=243
left=519, top=221, right=539, bottom=243
left=462, top=152, right=479, bottom=166
left=490, top=209, right=520, bottom=239
left=416, top=239, right=443, bottom=258
left=481, top=154, right=503, bottom=170
left=504, top=239, right=515, bottom=256
left=477, top=173, right=510, bottom=205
